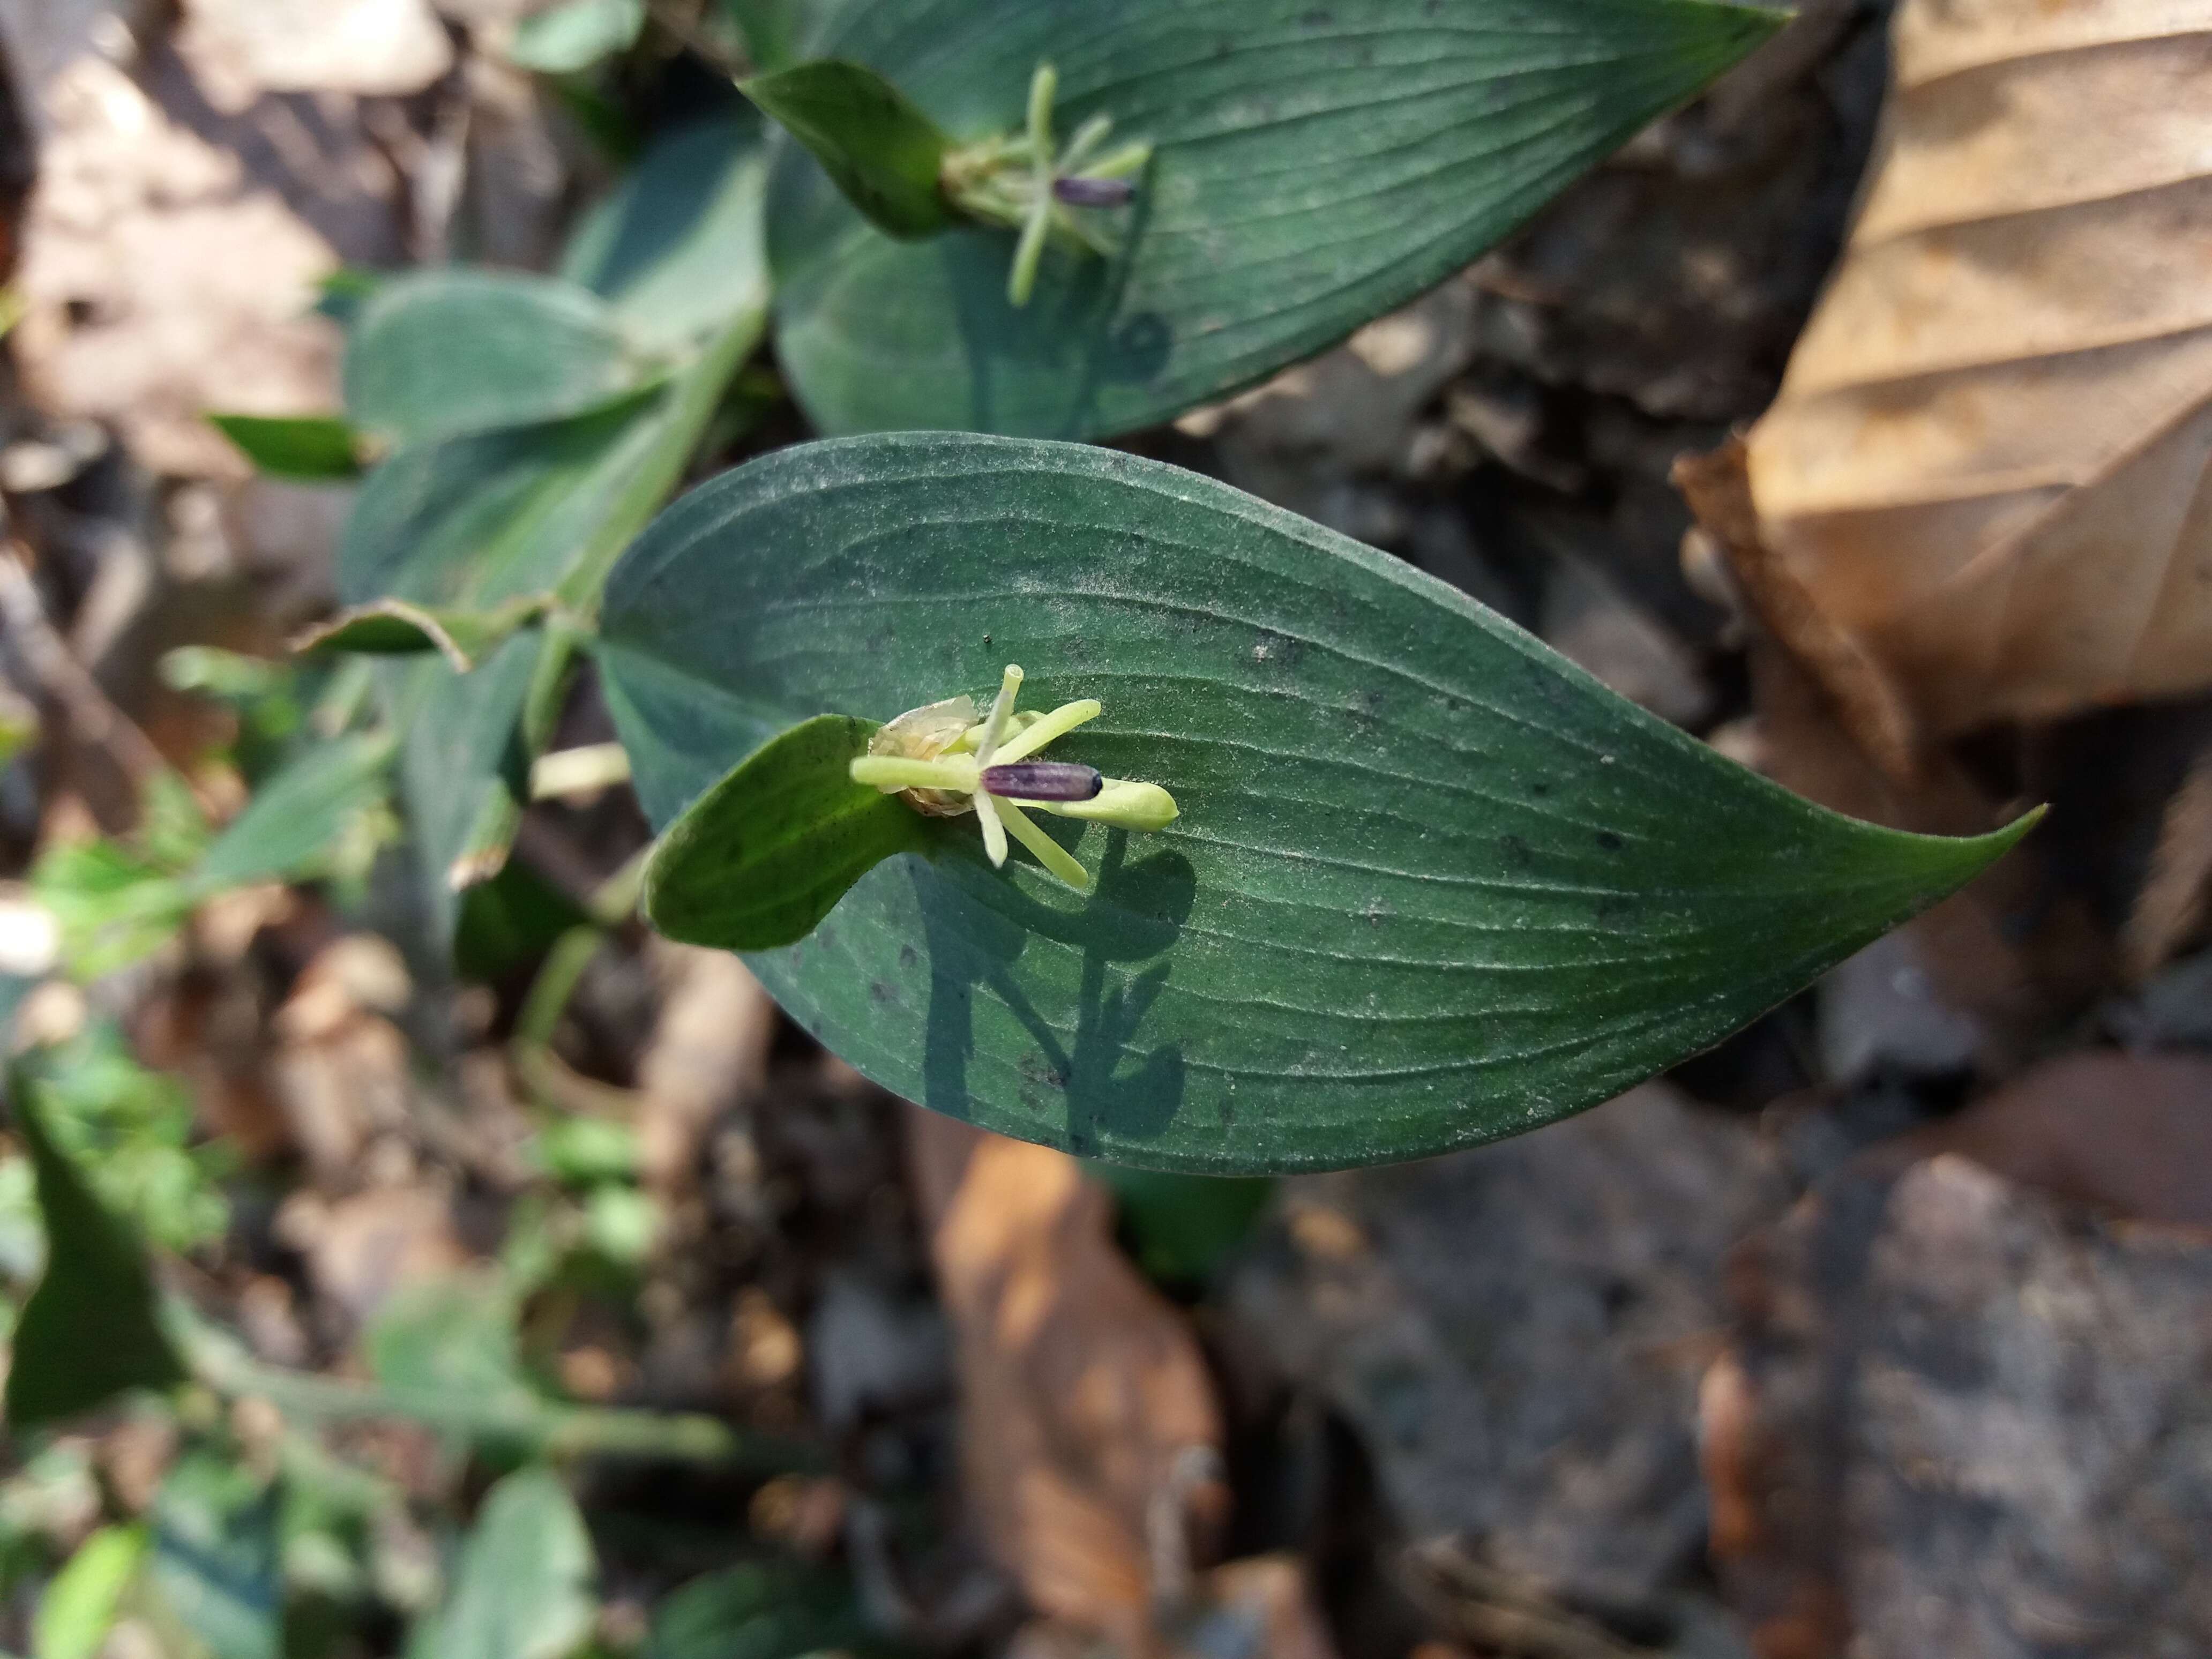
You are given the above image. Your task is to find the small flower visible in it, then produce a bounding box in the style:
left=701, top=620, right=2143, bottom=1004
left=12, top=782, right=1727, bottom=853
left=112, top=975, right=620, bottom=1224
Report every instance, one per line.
left=938, top=63, right=1153, bottom=307
left=848, top=664, right=1178, bottom=892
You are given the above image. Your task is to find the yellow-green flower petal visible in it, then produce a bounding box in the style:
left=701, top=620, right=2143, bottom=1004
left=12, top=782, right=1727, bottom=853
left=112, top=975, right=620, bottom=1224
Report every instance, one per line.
left=997, top=799, right=1092, bottom=891
left=989, top=698, right=1101, bottom=765
left=1030, top=778, right=1178, bottom=831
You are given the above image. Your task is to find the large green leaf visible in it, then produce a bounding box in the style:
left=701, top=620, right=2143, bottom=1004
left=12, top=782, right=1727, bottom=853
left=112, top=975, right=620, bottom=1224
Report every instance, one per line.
left=4, top=1057, right=188, bottom=1427
left=768, top=0, right=1781, bottom=438
left=404, top=1468, right=597, bottom=1659
left=562, top=117, right=773, bottom=355
left=196, top=731, right=396, bottom=890
left=597, top=435, right=2032, bottom=1174
left=345, top=272, right=648, bottom=449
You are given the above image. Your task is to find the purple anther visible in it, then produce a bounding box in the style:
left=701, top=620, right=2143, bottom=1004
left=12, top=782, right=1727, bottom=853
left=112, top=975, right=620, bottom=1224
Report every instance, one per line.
left=1052, top=175, right=1134, bottom=208
left=982, top=761, right=1103, bottom=801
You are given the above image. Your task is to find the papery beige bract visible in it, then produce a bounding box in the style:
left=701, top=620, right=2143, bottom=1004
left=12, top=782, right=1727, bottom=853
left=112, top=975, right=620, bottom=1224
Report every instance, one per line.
left=1742, top=0, right=2212, bottom=738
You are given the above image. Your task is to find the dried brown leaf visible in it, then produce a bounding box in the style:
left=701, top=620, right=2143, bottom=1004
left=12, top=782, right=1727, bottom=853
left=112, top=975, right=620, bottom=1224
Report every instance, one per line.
left=908, top=1109, right=1227, bottom=1647
left=1740, top=0, right=2212, bottom=737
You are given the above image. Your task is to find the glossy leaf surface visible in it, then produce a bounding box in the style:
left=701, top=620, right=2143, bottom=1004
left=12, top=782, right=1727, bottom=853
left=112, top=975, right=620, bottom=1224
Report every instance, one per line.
left=743, top=60, right=952, bottom=238
left=769, top=0, right=1781, bottom=438
left=345, top=271, right=646, bottom=449
left=599, top=435, right=2031, bottom=1173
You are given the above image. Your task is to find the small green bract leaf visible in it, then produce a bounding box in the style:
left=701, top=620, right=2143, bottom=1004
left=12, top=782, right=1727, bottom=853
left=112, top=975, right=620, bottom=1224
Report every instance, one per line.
left=207, top=414, right=363, bottom=480
left=742, top=59, right=952, bottom=238
left=644, top=714, right=928, bottom=950
left=600, top=434, right=2037, bottom=1175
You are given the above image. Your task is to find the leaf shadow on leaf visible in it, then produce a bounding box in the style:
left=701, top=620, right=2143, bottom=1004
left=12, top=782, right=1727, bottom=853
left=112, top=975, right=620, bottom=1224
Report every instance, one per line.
left=936, top=171, right=1171, bottom=436
left=911, top=832, right=1195, bottom=1152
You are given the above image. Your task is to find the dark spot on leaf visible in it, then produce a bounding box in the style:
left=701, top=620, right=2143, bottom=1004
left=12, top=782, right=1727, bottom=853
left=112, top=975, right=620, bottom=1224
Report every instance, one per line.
left=1499, top=833, right=1531, bottom=866
left=870, top=980, right=896, bottom=1005
left=1530, top=780, right=1551, bottom=797
left=1596, top=831, right=1624, bottom=852
left=898, top=943, right=920, bottom=969
left=1301, top=6, right=1334, bottom=23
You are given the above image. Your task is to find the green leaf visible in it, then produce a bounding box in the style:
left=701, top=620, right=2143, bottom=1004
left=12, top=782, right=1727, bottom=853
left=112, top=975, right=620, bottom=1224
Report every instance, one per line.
left=742, top=60, right=952, bottom=239
left=646, top=1562, right=881, bottom=1659
left=4, top=1059, right=187, bottom=1427
left=507, top=0, right=646, bottom=72
left=291, top=595, right=553, bottom=673
left=364, top=1273, right=540, bottom=1421
left=207, top=414, right=363, bottom=481
left=562, top=117, right=772, bottom=355
left=147, top=1451, right=281, bottom=1659
left=345, top=272, right=647, bottom=448
left=194, top=731, right=397, bottom=892
left=34, top=1525, right=148, bottom=1659
left=404, top=1468, right=596, bottom=1659
left=768, top=0, right=1781, bottom=438
left=644, top=714, right=928, bottom=951
left=598, top=434, right=2035, bottom=1174
left=718, top=0, right=825, bottom=73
